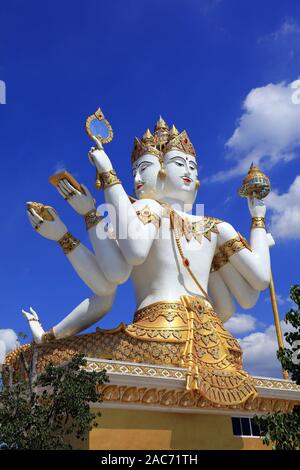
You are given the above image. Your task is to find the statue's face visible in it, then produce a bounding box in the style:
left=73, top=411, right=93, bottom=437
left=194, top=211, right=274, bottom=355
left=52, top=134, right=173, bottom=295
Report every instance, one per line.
left=132, top=154, right=162, bottom=199
left=162, top=150, right=198, bottom=205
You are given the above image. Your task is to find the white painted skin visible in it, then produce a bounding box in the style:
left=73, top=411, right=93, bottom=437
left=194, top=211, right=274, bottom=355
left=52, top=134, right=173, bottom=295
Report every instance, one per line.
left=132, top=154, right=163, bottom=200
left=24, top=135, right=273, bottom=342
left=23, top=183, right=130, bottom=343
left=161, top=150, right=198, bottom=207
left=90, top=138, right=271, bottom=308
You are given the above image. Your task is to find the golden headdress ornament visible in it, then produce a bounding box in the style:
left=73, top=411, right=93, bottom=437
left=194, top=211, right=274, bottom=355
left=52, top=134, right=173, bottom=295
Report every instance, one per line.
left=131, top=117, right=197, bottom=163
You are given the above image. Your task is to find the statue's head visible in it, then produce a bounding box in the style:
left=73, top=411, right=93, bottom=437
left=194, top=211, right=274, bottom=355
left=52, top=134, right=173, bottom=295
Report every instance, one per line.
left=131, top=117, right=199, bottom=204
left=132, top=152, right=163, bottom=200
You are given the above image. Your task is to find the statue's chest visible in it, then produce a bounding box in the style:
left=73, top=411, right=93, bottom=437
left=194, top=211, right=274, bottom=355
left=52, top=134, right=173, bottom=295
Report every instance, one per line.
left=156, top=214, right=220, bottom=261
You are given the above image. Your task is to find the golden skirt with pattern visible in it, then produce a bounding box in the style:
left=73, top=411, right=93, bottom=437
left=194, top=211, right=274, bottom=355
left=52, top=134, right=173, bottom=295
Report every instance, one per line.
left=5, top=295, right=256, bottom=406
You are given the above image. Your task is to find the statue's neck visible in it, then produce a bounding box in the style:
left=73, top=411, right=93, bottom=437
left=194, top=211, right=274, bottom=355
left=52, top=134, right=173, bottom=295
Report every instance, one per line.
left=158, top=197, right=193, bottom=214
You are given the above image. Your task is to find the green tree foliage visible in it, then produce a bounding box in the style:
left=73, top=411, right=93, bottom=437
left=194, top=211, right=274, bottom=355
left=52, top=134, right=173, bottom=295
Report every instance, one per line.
left=255, top=285, right=300, bottom=450
left=0, top=354, right=109, bottom=449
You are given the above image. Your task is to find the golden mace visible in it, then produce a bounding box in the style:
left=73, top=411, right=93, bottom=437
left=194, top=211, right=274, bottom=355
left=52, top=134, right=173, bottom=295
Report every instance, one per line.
left=239, top=164, right=289, bottom=380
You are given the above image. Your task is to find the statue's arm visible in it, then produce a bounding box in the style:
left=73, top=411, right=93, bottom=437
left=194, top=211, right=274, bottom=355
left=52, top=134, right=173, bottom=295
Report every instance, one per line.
left=88, top=219, right=132, bottom=284
left=65, top=238, right=116, bottom=295
left=216, top=198, right=272, bottom=291
left=208, top=271, right=236, bottom=322
left=27, top=204, right=116, bottom=296
left=23, top=293, right=115, bottom=343
left=52, top=293, right=115, bottom=340
left=210, top=250, right=259, bottom=310
left=55, top=177, right=132, bottom=284
left=88, top=140, right=161, bottom=265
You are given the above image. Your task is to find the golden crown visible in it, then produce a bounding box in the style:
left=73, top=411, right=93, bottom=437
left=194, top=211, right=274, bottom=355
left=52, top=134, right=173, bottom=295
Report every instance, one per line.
left=131, top=116, right=196, bottom=163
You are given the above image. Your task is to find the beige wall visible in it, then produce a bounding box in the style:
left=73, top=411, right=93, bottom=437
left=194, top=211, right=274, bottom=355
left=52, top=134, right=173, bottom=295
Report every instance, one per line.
left=89, top=408, right=269, bottom=450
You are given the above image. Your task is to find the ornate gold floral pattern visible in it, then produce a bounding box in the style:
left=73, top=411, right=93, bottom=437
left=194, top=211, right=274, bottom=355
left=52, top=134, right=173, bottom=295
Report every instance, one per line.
left=164, top=130, right=196, bottom=157
left=218, top=232, right=252, bottom=260
left=251, top=217, right=266, bottom=229
left=96, top=383, right=298, bottom=414
left=135, top=206, right=161, bottom=230
left=84, top=209, right=103, bottom=231
left=5, top=296, right=257, bottom=407
left=100, top=169, right=121, bottom=189
left=210, top=250, right=229, bottom=272
left=162, top=207, right=223, bottom=244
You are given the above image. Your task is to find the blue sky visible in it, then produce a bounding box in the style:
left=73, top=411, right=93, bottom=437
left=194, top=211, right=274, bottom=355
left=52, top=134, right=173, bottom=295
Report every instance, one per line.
left=1, top=0, right=300, bottom=377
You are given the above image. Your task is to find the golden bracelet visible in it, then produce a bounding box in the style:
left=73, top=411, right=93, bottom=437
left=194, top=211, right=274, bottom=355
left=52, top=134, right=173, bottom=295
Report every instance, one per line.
left=251, top=217, right=266, bottom=229
left=42, top=328, right=55, bottom=343
left=84, top=209, right=103, bottom=231
left=58, top=232, right=80, bottom=255
left=100, top=169, right=121, bottom=190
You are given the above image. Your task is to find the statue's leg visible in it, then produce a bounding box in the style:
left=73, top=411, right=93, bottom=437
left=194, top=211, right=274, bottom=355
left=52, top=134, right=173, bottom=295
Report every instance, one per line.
left=49, top=292, right=116, bottom=341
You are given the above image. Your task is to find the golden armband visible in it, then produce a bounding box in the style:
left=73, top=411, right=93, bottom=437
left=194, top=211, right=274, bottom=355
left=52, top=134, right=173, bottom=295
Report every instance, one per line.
left=219, top=232, right=252, bottom=259
left=100, top=169, right=121, bottom=190
left=210, top=250, right=229, bottom=272
left=136, top=205, right=161, bottom=230
left=251, top=216, right=266, bottom=229
left=58, top=232, right=80, bottom=255
left=84, top=209, right=103, bottom=231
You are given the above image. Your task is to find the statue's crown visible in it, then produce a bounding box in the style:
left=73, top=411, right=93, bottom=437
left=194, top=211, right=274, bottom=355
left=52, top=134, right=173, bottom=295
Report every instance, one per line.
left=131, top=116, right=196, bottom=163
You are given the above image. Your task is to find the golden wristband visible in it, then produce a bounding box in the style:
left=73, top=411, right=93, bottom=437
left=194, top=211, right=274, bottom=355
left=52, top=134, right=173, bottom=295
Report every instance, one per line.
left=84, top=209, right=103, bottom=231
left=251, top=217, right=266, bottom=229
left=58, top=232, right=80, bottom=255
left=42, top=328, right=55, bottom=343
left=100, top=169, right=121, bottom=190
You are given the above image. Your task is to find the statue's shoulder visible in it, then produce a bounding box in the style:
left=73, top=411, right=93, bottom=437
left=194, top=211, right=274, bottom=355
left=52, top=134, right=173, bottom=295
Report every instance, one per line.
left=208, top=217, right=239, bottom=241
left=196, top=216, right=224, bottom=238
left=203, top=217, right=240, bottom=241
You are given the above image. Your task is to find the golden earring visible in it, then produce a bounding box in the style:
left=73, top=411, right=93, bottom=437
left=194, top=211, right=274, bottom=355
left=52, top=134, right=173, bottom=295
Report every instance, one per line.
left=195, top=179, right=200, bottom=189
left=159, top=168, right=167, bottom=179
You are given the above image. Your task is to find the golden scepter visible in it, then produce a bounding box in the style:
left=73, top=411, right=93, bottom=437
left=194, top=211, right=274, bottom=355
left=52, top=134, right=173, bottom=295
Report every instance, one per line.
left=85, top=107, right=114, bottom=189
left=239, top=164, right=289, bottom=380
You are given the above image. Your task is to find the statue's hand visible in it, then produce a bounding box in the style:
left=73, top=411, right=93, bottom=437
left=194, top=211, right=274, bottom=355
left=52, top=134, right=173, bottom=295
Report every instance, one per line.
left=247, top=196, right=266, bottom=218
left=27, top=203, right=67, bottom=240
left=88, top=136, right=113, bottom=173
left=22, top=306, right=40, bottom=324
left=57, top=179, right=95, bottom=215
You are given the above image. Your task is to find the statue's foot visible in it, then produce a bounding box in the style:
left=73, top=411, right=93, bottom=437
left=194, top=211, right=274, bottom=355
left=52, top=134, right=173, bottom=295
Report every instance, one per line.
left=22, top=307, right=45, bottom=344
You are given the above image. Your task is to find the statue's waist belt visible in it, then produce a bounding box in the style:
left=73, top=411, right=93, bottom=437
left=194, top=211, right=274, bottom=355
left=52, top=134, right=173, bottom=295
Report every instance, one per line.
left=126, top=295, right=240, bottom=351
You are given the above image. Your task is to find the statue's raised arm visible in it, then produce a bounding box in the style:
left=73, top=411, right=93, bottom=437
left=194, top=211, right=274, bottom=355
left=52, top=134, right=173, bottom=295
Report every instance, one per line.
left=53, top=174, right=131, bottom=284
left=88, top=136, right=162, bottom=266
left=216, top=197, right=271, bottom=292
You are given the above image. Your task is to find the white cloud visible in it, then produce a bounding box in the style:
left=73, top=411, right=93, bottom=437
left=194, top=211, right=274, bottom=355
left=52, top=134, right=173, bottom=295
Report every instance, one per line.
left=0, top=329, right=19, bottom=364
left=225, top=313, right=256, bottom=335
left=258, top=18, right=300, bottom=43
left=264, top=293, right=293, bottom=306
left=239, top=321, right=294, bottom=378
left=53, top=160, right=66, bottom=174
left=210, top=79, right=300, bottom=182
left=265, top=175, right=300, bottom=239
